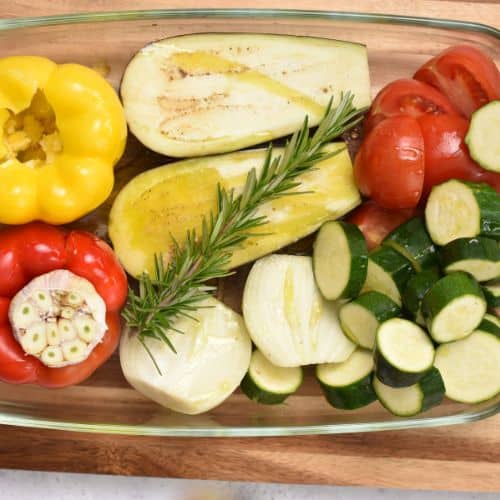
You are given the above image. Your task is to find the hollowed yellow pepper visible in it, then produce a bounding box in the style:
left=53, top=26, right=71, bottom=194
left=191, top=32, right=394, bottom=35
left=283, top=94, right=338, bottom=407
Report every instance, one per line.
left=0, top=56, right=127, bottom=224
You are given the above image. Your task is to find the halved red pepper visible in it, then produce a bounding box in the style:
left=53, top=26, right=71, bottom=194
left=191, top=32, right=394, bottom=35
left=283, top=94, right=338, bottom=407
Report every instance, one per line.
left=0, top=222, right=127, bottom=387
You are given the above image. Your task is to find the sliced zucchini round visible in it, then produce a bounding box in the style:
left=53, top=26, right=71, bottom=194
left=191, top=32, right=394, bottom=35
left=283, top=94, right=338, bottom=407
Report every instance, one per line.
left=465, top=100, right=500, bottom=173
left=240, top=349, right=303, bottom=405
left=373, top=367, right=445, bottom=417
left=316, top=349, right=376, bottom=410
left=339, top=291, right=401, bottom=349
left=313, top=221, right=368, bottom=300
left=476, top=313, right=500, bottom=337
left=383, top=217, right=438, bottom=272
left=482, top=281, right=500, bottom=310
left=440, top=236, right=500, bottom=282
left=434, top=330, right=500, bottom=404
left=374, top=318, right=435, bottom=388
left=402, top=268, right=441, bottom=326
left=422, top=272, right=487, bottom=343
left=425, top=179, right=500, bottom=245
left=362, top=246, right=415, bottom=306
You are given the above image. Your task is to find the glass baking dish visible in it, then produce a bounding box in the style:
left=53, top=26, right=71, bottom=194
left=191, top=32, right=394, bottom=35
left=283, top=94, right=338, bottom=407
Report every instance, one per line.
left=0, top=8, right=498, bottom=437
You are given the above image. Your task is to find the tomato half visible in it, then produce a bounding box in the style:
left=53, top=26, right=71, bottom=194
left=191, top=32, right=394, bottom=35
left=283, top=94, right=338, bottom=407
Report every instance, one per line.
left=414, top=45, right=500, bottom=118
left=354, top=116, right=425, bottom=209
left=418, top=114, right=500, bottom=198
left=346, top=201, right=418, bottom=250
left=365, top=79, right=458, bottom=133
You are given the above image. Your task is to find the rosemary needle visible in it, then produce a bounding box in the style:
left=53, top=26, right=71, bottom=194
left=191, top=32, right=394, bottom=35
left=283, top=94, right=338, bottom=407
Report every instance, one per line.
left=123, top=92, right=367, bottom=361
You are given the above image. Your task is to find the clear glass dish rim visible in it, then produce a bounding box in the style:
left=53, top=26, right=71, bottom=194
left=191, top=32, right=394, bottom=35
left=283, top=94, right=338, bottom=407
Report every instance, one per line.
left=0, top=7, right=498, bottom=436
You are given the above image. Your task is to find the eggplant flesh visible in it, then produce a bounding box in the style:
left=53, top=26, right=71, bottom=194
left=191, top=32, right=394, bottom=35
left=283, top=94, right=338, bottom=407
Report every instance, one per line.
left=108, top=143, right=361, bottom=277
left=120, top=33, right=371, bottom=157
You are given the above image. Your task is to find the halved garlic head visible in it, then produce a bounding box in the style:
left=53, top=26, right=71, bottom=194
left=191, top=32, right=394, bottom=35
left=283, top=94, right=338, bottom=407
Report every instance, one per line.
left=9, top=269, right=107, bottom=368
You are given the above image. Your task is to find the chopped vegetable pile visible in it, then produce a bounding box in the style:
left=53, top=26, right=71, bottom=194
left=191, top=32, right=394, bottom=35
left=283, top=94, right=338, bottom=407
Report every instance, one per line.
left=0, top=38, right=497, bottom=420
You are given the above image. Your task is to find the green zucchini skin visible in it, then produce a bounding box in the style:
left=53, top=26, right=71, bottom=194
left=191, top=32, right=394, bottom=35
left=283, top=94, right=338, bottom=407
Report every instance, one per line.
left=440, top=236, right=500, bottom=281
left=402, top=268, right=441, bottom=325
left=339, top=291, right=401, bottom=349
left=422, top=271, right=486, bottom=343
left=240, top=350, right=303, bottom=405
left=337, top=222, right=369, bottom=299
left=374, top=318, right=434, bottom=388
left=418, top=368, right=446, bottom=413
left=374, top=350, right=428, bottom=388
left=318, top=373, right=376, bottom=410
left=363, top=246, right=415, bottom=305
left=313, top=221, right=368, bottom=300
left=476, top=314, right=500, bottom=338
left=467, top=182, right=500, bottom=240
left=373, top=367, right=445, bottom=417
left=383, top=217, right=439, bottom=272
left=240, top=373, right=291, bottom=405
left=482, top=282, right=500, bottom=310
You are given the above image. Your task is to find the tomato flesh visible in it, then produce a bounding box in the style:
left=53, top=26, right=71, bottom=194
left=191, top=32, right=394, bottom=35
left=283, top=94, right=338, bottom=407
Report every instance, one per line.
left=365, top=79, right=458, bottom=132
left=414, top=45, right=500, bottom=118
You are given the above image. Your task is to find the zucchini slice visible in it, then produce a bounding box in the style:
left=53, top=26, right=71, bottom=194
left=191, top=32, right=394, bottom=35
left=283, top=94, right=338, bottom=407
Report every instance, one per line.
left=339, top=291, right=401, bottom=349
left=240, top=349, right=303, bottom=405
left=361, top=246, right=415, bottom=306
left=374, top=318, right=435, bottom=388
left=373, top=368, right=445, bottom=417
left=121, top=33, right=371, bottom=157
left=313, top=221, right=368, bottom=300
left=465, top=101, right=500, bottom=173
left=476, top=314, right=500, bottom=336
left=402, top=268, right=441, bottom=326
left=242, top=254, right=355, bottom=367
left=440, top=236, right=500, bottom=282
left=425, top=179, right=500, bottom=245
left=482, top=281, right=500, bottom=310
left=434, top=329, right=500, bottom=404
left=316, top=349, right=376, bottom=410
left=422, top=272, right=487, bottom=343
left=109, top=144, right=360, bottom=277
left=383, top=217, right=439, bottom=272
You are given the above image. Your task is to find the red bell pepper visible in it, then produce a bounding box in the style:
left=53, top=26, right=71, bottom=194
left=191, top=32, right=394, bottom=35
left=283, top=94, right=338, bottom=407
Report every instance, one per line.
left=0, top=222, right=127, bottom=388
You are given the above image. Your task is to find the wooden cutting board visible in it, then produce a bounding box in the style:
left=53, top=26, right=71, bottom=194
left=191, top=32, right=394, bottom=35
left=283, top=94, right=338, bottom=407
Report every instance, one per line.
left=0, top=0, right=499, bottom=491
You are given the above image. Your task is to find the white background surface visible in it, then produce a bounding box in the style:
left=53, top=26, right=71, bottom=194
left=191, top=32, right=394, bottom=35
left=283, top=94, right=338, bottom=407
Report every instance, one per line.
left=0, top=470, right=498, bottom=499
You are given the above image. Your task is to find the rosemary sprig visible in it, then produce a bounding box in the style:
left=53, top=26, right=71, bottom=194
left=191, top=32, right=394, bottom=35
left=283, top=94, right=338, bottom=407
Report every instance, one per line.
left=123, top=92, right=367, bottom=363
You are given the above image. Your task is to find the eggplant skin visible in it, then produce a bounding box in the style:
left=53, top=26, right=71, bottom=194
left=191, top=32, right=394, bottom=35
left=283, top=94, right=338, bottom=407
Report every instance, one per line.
left=120, top=33, right=371, bottom=157
left=108, top=143, right=361, bottom=278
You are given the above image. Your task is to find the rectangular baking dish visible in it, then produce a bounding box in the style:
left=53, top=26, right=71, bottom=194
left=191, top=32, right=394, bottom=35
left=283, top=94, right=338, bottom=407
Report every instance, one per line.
left=0, top=8, right=498, bottom=436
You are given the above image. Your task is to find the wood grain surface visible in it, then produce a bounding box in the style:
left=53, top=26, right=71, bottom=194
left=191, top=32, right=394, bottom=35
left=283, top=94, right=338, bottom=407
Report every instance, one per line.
left=0, top=0, right=499, bottom=491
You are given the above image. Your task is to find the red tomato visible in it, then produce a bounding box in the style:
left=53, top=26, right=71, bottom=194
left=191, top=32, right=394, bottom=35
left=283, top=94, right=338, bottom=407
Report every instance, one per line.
left=414, top=45, right=500, bottom=118
left=365, top=79, right=458, bottom=132
left=346, top=201, right=418, bottom=250
left=418, top=114, right=500, bottom=197
left=354, top=116, right=425, bottom=209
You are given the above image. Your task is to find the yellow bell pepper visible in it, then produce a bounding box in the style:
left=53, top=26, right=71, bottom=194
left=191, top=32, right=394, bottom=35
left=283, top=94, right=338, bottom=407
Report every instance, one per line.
left=0, top=56, right=127, bottom=224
